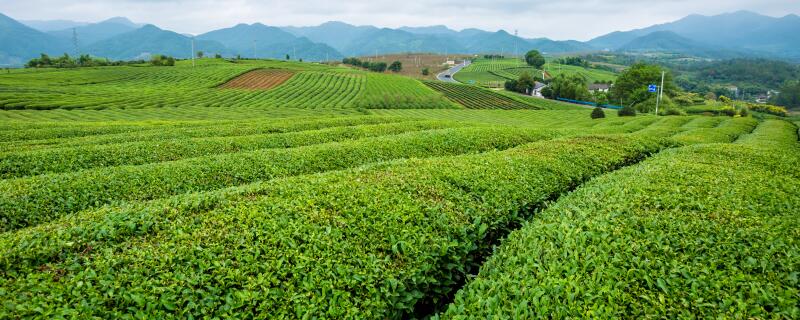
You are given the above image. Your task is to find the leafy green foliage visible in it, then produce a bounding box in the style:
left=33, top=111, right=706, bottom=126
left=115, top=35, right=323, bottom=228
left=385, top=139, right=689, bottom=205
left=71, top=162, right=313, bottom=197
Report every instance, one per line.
left=0, top=119, right=462, bottom=179
left=590, top=107, right=605, bottom=119
left=748, top=103, right=788, bottom=117
left=388, top=60, right=403, bottom=72
left=149, top=54, right=175, bottom=66
left=770, top=81, right=800, bottom=110
left=0, top=125, right=549, bottom=231
left=440, top=120, right=800, bottom=319
left=0, top=134, right=666, bottom=318
left=610, top=63, right=676, bottom=107
left=543, top=73, right=590, bottom=101
left=524, top=50, right=545, bottom=69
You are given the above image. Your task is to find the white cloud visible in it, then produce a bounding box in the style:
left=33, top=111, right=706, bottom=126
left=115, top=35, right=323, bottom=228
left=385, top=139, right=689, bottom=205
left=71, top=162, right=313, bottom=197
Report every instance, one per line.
left=1, top=0, right=798, bottom=40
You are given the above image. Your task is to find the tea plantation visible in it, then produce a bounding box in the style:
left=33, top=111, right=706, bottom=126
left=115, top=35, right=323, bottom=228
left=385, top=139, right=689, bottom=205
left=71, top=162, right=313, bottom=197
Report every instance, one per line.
left=0, top=60, right=797, bottom=319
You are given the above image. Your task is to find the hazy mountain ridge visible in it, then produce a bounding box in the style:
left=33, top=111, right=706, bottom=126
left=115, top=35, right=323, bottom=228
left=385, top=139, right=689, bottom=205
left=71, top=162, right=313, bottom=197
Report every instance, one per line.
left=588, top=11, right=800, bottom=60
left=86, top=25, right=229, bottom=60
left=1, top=10, right=798, bottom=66
left=197, top=23, right=342, bottom=61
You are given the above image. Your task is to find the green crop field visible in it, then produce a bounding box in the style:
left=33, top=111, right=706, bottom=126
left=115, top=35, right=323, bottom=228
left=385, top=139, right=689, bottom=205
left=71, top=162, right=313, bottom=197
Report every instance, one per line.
left=543, top=61, right=618, bottom=82
left=454, top=58, right=617, bottom=87
left=0, top=59, right=798, bottom=319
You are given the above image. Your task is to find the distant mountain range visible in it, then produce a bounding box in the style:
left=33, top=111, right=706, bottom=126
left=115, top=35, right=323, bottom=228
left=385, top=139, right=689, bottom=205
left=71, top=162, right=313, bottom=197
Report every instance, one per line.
left=1, top=10, right=798, bottom=66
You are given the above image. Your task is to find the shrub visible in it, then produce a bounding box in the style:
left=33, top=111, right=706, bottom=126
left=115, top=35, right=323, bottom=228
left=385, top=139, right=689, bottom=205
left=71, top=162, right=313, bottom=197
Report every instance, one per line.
left=747, top=103, right=787, bottom=117
left=659, top=108, right=687, bottom=116
left=591, top=107, right=605, bottom=119
left=422, top=68, right=430, bottom=76
left=739, top=107, right=749, bottom=117
left=720, top=106, right=736, bottom=117
left=618, top=105, right=636, bottom=117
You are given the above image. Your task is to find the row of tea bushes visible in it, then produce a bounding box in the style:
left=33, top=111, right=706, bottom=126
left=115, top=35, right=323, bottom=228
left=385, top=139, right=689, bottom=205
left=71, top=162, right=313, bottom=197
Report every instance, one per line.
left=439, top=120, right=800, bottom=319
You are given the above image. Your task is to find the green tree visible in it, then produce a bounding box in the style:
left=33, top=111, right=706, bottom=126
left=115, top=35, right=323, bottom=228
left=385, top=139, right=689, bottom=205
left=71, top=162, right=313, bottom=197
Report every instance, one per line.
left=388, top=61, right=403, bottom=72
left=610, top=63, right=676, bottom=108
left=285, top=54, right=290, bottom=60
left=369, top=62, right=387, bottom=72
left=770, top=81, right=800, bottom=109
left=525, top=50, right=545, bottom=69
left=547, top=74, right=590, bottom=100
left=515, top=72, right=536, bottom=94
left=421, top=68, right=430, bottom=76
left=196, top=51, right=204, bottom=59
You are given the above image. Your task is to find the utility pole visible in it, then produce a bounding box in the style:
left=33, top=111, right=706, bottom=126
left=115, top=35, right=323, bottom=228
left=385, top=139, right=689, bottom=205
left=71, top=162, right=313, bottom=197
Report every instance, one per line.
left=253, top=40, right=257, bottom=59
left=191, top=37, right=196, bottom=67
left=655, top=71, right=665, bottom=115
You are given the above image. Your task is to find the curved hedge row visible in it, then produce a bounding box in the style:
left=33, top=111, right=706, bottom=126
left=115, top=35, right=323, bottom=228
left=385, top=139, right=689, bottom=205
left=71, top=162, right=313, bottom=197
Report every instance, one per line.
left=439, top=120, right=800, bottom=319
left=0, top=126, right=554, bottom=231
left=672, top=117, right=758, bottom=145
left=0, top=134, right=667, bottom=319
left=0, top=120, right=464, bottom=178
left=0, top=115, right=412, bottom=152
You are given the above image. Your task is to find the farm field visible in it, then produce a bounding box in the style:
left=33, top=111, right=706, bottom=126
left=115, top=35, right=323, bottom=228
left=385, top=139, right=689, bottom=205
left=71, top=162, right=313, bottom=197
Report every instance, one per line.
left=0, top=58, right=577, bottom=111
left=0, top=60, right=798, bottom=319
left=543, top=61, right=618, bottom=83
left=354, top=53, right=471, bottom=81
left=454, top=57, right=618, bottom=87
left=422, top=81, right=535, bottom=109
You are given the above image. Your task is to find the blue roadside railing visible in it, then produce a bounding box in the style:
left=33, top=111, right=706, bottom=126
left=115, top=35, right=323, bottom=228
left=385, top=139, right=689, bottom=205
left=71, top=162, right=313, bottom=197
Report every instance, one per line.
left=556, top=98, right=622, bottom=110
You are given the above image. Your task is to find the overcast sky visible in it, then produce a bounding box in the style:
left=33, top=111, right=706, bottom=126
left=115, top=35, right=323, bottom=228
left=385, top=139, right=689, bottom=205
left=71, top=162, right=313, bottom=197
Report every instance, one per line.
left=2, top=0, right=798, bottom=40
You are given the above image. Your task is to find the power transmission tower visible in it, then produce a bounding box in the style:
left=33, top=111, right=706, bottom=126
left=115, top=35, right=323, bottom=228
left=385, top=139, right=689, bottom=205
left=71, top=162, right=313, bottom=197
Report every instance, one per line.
left=191, top=37, right=196, bottom=67
left=72, top=28, right=79, bottom=58
left=514, top=29, right=519, bottom=66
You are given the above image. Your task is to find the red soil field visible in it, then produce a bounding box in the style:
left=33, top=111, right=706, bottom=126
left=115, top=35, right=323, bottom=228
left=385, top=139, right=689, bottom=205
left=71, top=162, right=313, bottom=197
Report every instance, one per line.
left=220, top=69, right=296, bottom=90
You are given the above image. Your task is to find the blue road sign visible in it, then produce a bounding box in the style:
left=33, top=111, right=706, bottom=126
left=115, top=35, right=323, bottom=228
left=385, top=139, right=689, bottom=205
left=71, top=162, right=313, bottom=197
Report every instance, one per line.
left=648, top=84, right=658, bottom=93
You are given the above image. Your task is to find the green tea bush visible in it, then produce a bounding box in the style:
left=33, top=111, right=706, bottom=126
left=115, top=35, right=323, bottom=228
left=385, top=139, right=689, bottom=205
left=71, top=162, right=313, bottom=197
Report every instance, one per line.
left=618, top=105, right=636, bottom=116
left=439, top=120, right=800, bottom=319
left=0, top=126, right=554, bottom=231
left=0, top=135, right=666, bottom=318
left=590, top=107, right=605, bottom=119
left=0, top=120, right=463, bottom=178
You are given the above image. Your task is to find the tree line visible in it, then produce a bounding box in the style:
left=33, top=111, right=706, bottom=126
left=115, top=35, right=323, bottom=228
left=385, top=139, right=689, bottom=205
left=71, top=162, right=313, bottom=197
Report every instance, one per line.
left=342, top=57, right=403, bottom=73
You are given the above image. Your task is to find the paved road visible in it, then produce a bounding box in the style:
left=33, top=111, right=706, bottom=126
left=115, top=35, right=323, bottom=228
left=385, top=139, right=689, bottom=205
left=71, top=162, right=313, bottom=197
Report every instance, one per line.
left=436, top=60, right=470, bottom=83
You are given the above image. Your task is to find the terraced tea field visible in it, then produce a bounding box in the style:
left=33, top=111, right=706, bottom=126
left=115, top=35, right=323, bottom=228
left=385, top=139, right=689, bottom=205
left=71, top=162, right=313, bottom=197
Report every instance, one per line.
left=423, top=81, right=534, bottom=109
left=0, top=60, right=798, bottom=319
left=0, top=59, right=569, bottom=111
